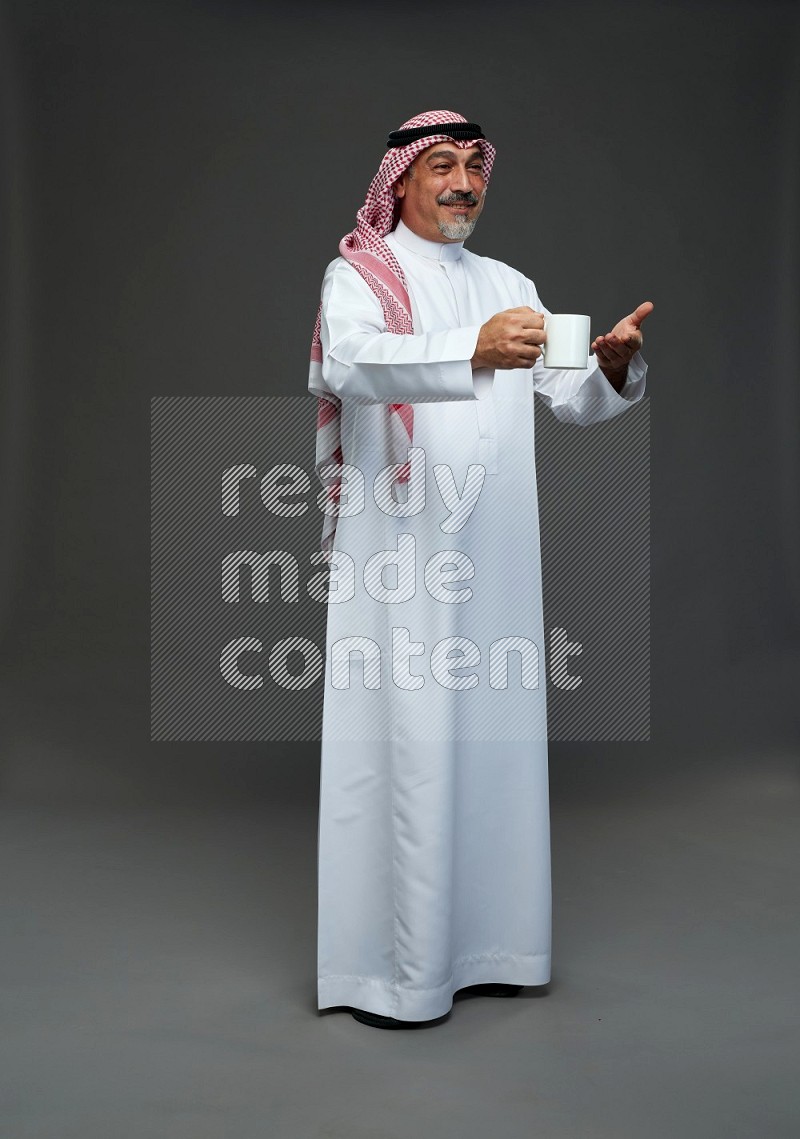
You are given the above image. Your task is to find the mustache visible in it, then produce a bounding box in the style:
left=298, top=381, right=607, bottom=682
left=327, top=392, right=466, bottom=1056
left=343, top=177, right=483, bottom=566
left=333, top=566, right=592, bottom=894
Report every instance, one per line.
left=437, top=191, right=480, bottom=205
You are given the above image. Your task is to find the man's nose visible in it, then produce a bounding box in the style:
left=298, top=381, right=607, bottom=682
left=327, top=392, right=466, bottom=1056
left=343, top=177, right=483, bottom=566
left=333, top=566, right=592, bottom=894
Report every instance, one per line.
left=449, top=165, right=471, bottom=192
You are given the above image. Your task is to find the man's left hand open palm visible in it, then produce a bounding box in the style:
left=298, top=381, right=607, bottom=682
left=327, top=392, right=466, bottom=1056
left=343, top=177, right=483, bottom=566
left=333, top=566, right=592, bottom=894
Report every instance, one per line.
left=592, top=300, right=654, bottom=378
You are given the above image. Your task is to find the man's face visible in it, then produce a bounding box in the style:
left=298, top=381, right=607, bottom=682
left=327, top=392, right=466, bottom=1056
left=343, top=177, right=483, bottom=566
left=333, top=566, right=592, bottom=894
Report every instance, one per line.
left=394, top=144, right=486, bottom=243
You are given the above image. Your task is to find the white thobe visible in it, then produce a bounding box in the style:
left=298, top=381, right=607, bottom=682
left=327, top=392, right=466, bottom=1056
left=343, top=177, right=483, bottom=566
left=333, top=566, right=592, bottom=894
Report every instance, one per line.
left=312, top=218, right=647, bottom=1021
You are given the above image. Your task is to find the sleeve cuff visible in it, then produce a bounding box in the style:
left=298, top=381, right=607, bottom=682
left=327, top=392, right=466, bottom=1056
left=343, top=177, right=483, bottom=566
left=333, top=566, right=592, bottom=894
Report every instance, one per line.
left=619, top=350, right=647, bottom=402
left=441, top=324, right=494, bottom=400
left=472, top=369, right=495, bottom=399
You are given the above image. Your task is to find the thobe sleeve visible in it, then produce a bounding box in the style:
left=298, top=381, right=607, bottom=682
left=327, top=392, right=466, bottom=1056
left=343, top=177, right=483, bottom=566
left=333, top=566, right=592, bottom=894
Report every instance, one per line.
left=526, top=280, right=648, bottom=426
left=318, top=259, right=488, bottom=404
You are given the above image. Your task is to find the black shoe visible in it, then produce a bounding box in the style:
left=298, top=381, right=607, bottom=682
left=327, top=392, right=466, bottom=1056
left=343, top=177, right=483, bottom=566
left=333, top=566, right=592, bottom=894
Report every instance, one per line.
left=458, top=983, right=523, bottom=998
left=350, top=1008, right=443, bottom=1029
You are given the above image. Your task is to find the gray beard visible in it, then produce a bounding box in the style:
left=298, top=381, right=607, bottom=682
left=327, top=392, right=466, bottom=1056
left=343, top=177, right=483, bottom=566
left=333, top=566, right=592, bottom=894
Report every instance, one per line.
left=437, top=214, right=478, bottom=240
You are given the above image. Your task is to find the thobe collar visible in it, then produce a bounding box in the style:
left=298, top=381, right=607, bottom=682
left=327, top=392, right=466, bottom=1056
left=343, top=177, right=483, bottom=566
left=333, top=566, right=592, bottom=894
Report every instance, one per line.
left=390, top=218, right=464, bottom=262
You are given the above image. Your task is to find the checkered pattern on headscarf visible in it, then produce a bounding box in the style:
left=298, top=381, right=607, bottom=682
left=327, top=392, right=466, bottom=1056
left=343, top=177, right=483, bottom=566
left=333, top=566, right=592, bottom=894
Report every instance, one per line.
left=309, top=110, right=497, bottom=559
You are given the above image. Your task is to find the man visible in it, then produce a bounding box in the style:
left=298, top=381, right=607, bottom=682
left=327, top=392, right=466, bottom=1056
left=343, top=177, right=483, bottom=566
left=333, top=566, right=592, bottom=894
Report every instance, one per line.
left=308, top=110, right=652, bottom=1029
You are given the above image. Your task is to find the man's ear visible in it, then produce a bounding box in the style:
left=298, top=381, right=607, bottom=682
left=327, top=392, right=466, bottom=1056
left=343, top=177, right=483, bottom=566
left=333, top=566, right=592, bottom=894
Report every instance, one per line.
left=394, top=175, right=407, bottom=200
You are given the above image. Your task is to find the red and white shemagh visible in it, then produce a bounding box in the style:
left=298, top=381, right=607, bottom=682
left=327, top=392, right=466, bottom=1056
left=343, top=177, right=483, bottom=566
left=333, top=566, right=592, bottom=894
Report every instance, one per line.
left=309, top=109, right=496, bottom=559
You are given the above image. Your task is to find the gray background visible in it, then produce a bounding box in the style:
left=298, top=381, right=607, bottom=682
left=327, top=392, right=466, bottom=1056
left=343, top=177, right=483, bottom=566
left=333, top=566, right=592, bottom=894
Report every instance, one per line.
left=0, top=1, right=798, bottom=1136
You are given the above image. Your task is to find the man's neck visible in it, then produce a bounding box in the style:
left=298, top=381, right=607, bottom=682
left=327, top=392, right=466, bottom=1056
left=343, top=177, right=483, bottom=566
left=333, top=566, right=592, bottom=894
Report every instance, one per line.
left=391, top=219, right=465, bottom=261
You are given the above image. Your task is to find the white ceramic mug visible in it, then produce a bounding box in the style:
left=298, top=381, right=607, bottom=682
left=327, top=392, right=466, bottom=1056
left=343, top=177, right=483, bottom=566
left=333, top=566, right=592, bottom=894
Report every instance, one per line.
left=541, top=313, right=591, bottom=369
